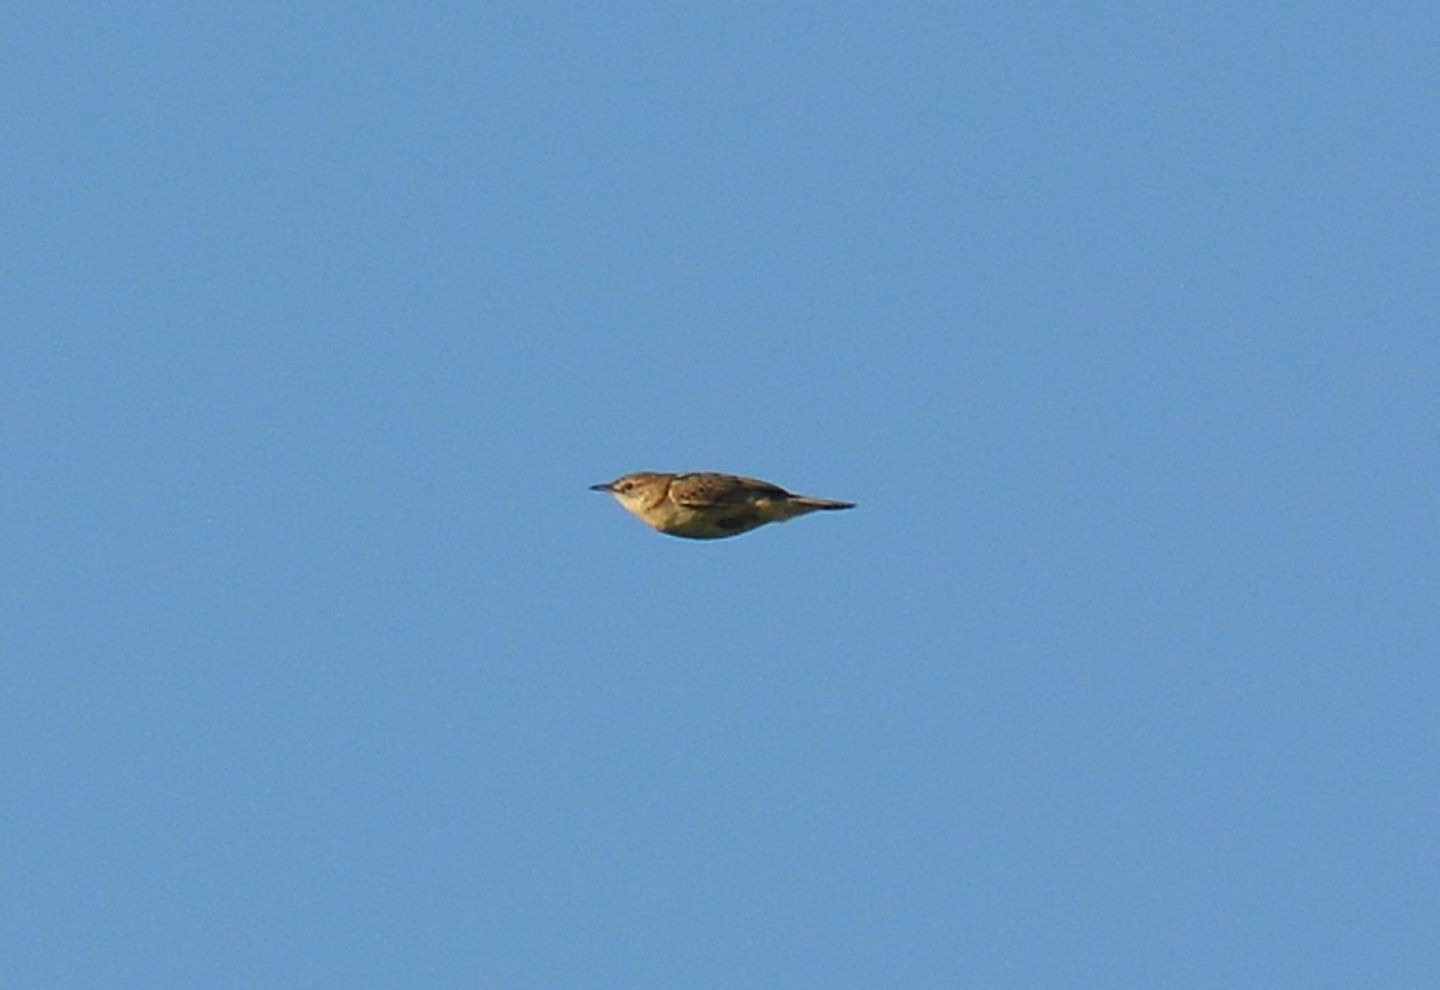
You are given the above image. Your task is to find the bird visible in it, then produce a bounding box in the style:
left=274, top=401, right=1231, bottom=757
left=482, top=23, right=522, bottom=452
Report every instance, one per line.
left=589, top=471, right=855, bottom=540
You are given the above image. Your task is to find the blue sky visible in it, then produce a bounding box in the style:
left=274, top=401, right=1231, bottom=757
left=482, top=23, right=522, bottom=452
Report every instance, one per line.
left=4, top=4, right=1437, bottom=986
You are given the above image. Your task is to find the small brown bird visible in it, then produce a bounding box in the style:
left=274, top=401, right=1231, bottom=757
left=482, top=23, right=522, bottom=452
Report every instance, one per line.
left=590, top=471, right=855, bottom=540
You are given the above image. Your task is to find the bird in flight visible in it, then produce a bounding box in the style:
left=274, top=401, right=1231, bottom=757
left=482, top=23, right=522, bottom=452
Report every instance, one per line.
left=590, top=471, right=855, bottom=540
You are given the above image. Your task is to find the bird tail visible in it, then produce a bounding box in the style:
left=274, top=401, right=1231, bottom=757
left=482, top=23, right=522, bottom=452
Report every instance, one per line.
left=790, top=496, right=856, bottom=511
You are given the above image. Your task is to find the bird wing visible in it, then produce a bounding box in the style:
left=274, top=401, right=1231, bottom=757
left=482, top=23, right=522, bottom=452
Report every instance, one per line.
left=669, top=473, right=791, bottom=507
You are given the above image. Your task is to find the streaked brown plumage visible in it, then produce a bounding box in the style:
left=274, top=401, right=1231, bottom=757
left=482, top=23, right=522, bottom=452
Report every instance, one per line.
left=589, top=471, right=855, bottom=539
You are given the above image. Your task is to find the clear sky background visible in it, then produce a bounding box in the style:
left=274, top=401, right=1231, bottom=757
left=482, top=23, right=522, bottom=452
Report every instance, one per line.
left=4, top=4, right=1437, bottom=987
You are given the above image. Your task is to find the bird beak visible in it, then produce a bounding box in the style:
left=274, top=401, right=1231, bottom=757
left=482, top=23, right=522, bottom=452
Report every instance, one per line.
left=589, top=482, right=613, bottom=492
